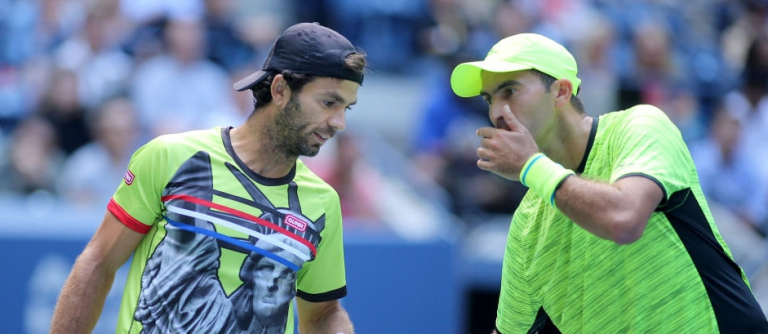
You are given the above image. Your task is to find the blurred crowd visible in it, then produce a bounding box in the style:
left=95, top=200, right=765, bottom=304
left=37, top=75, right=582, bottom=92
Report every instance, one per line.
left=1, top=0, right=768, bottom=238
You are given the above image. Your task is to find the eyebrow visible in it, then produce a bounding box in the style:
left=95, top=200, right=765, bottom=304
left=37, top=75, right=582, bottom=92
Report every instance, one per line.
left=324, top=91, right=357, bottom=106
left=480, top=80, right=520, bottom=100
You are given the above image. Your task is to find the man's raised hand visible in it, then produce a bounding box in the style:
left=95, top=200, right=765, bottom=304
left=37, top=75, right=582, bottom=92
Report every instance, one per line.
left=476, top=105, right=539, bottom=181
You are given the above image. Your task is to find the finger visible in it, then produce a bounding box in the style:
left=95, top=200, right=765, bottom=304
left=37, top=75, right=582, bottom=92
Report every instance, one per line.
left=502, top=105, right=525, bottom=131
left=480, top=137, right=493, bottom=150
left=477, top=158, right=493, bottom=171
left=476, top=126, right=496, bottom=139
left=476, top=146, right=493, bottom=160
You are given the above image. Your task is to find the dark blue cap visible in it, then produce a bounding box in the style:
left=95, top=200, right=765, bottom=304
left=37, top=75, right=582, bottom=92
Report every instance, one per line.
left=233, top=22, right=363, bottom=91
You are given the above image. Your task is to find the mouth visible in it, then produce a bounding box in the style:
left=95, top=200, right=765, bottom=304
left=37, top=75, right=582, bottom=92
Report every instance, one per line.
left=314, top=132, right=330, bottom=144
left=261, top=296, right=276, bottom=305
left=495, top=118, right=511, bottom=131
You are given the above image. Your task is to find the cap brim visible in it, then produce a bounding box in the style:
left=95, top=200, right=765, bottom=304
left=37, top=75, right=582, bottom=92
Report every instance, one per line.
left=233, top=70, right=270, bottom=91
left=450, top=60, right=532, bottom=97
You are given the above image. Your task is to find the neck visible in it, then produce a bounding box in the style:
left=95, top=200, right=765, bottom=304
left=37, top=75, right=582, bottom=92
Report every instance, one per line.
left=539, top=108, right=593, bottom=171
left=229, top=109, right=297, bottom=178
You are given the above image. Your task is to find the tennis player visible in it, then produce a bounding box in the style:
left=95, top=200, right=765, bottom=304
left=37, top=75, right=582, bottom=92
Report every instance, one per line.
left=50, top=22, right=364, bottom=334
left=451, top=33, right=768, bottom=333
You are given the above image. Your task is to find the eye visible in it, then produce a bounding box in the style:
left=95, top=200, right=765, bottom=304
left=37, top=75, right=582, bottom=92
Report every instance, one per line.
left=280, top=270, right=296, bottom=281
left=502, top=88, right=515, bottom=98
left=322, top=100, right=335, bottom=108
left=257, top=263, right=274, bottom=271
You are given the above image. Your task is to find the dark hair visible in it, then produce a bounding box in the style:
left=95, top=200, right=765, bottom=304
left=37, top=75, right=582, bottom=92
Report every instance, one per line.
left=531, top=69, right=585, bottom=114
left=251, top=71, right=312, bottom=110
left=250, top=52, right=368, bottom=111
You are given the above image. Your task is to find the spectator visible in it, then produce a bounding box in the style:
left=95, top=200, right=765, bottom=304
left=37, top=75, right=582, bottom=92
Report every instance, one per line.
left=30, top=0, right=86, bottom=61
left=35, top=67, right=91, bottom=155
left=0, top=0, right=86, bottom=137
left=617, top=18, right=685, bottom=110
left=326, top=0, right=434, bottom=73
left=659, top=85, right=707, bottom=143
left=203, top=0, right=255, bottom=72
left=723, top=34, right=768, bottom=184
left=0, top=116, right=64, bottom=195
left=411, top=52, right=526, bottom=223
left=55, top=3, right=134, bottom=109
left=56, top=97, right=141, bottom=207
left=721, top=0, right=768, bottom=72
left=690, top=103, right=768, bottom=234
left=572, top=16, right=619, bottom=116
left=232, top=14, right=283, bottom=72
left=196, top=68, right=253, bottom=129
left=129, top=18, right=236, bottom=136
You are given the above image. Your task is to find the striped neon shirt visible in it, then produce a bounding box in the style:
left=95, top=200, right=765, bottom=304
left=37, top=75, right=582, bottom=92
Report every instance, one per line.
left=109, top=127, right=347, bottom=334
left=496, top=105, right=768, bottom=333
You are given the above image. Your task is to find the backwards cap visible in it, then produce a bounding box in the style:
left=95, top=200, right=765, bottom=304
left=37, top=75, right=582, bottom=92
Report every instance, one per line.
left=450, top=33, right=581, bottom=98
left=233, top=22, right=363, bottom=91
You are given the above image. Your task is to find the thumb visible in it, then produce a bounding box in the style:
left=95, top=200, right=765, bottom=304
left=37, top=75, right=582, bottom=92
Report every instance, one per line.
left=502, top=105, right=524, bottom=130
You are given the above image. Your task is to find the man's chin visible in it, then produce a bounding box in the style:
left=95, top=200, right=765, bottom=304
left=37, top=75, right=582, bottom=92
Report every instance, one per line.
left=301, top=147, right=321, bottom=157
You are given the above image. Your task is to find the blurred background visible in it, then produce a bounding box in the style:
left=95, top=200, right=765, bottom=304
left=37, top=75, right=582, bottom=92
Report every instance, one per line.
left=1, top=0, right=768, bottom=333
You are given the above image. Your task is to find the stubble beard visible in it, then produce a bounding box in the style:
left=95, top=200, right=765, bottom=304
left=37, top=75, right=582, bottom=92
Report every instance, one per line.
left=268, top=94, right=319, bottom=158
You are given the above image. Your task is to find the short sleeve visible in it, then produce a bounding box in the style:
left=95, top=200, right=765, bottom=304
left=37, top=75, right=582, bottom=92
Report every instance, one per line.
left=108, top=138, right=170, bottom=234
left=608, top=105, right=692, bottom=203
left=295, top=195, right=347, bottom=302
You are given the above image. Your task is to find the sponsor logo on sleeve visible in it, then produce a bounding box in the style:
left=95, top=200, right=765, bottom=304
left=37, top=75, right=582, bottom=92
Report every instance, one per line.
left=124, top=169, right=135, bottom=185
left=285, top=214, right=307, bottom=232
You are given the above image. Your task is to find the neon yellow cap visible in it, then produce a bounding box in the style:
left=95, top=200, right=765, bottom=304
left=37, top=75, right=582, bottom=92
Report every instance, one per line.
left=450, top=33, right=581, bottom=98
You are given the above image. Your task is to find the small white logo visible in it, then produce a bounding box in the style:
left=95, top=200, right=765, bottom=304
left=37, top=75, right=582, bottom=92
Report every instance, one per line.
left=123, top=169, right=135, bottom=185
left=285, top=214, right=307, bottom=231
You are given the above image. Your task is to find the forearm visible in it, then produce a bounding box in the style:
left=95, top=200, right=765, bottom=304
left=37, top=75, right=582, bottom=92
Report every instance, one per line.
left=554, top=176, right=646, bottom=244
left=299, top=304, right=354, bottom=334
left=50, top=250, right=117, bottom=334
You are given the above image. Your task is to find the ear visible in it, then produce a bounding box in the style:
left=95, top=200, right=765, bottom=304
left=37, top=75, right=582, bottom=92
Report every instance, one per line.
left=270, top=74, right=291, bottom=107
left=553, top=79, right=573, bottom=108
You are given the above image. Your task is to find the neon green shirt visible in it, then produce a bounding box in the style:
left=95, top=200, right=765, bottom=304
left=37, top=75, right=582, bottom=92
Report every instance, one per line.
left=108, top=127, right=347, bottom=334
left=496, top=105, right=768, bottom=333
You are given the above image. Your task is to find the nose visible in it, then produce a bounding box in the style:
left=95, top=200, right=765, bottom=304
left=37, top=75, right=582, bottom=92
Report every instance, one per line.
left=267, top=277, right=279, bottom=291
left=489, top=102, right=505, bottom=117
left=487, top=103, right=500, bottom=120
left=488, top=103, right=509, bottom=128
left=329, top=108, right=346, bottom=132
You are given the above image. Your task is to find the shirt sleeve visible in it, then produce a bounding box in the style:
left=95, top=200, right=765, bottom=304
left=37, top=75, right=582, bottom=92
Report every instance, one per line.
left=608, top=105, right=692, bottom=204
left=295, top=192, right=347, bottom=302
left=108, top=137, right=170, bottom=234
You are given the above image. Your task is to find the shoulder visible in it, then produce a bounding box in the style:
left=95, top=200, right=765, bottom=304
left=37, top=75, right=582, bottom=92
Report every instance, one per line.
left=601, top=105, right=680, bottom=140
left=603, top=105, right=672, bottom=125
left=295, top=161, right=340, bottom=201
left=624, top=104, right=672, bottom=122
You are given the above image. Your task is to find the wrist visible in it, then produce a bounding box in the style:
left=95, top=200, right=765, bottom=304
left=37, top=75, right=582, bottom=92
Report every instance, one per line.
left=520, top=153, right=575, bottom=205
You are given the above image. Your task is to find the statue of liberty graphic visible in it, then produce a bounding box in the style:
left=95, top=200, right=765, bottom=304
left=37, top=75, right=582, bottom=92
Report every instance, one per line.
left=133, top=154, right=320, bottom=334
